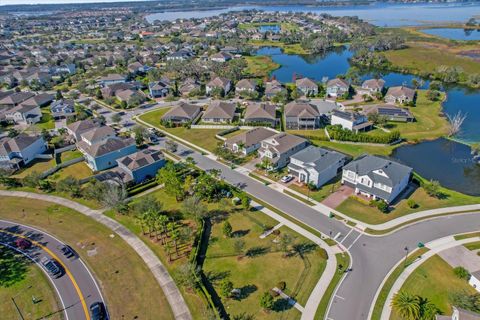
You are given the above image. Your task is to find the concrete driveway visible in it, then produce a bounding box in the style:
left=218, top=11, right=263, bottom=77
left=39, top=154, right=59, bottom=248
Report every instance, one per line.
left=322, top=185, right=354, bottom=209
left=438, top=245, right=480, bottom=272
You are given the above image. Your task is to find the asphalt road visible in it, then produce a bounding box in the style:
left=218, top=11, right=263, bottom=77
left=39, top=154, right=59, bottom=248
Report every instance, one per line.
left=159, top=136, right=480, bottom=320
left=0, top=220, right=106, bottom=320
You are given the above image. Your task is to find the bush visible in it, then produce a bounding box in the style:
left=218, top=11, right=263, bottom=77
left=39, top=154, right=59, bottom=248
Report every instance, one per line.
left=270, top=289, right=279, bottom=297
left=326, top=125, right=400, bottom=144
left=407, top=199, right=417, bottom=209
left=370, top=199, right=389, bottom=213
left=277, top=281, right=286, bottom=291
left=260, top=291, right=274, bottom=310
left=453, top=266, right=470, bottom=280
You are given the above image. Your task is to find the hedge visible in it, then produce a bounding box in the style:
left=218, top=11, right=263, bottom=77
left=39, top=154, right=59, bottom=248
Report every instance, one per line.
left=326, top=125, right=400, bottom=144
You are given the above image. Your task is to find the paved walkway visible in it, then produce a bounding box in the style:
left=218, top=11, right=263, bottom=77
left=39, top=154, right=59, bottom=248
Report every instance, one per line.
left=0, top=190, right=192, bottom=320
left=251, top=201, right=341, bottom=320
left=379, top=234, right=480, bottom=320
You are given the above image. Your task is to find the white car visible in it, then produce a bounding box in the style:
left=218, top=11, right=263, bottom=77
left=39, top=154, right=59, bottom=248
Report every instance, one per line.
left=281, top=175, right=294, bottom=183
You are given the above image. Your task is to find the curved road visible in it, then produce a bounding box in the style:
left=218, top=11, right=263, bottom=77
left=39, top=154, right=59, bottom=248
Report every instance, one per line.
left=156, top=134, right=480, bottom=320
left=0, top=220, right=106, bottom=320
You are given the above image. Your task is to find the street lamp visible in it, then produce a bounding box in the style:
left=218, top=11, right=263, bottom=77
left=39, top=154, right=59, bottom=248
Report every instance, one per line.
left=403, top=246, right=409, bottom=268
left=11, top=285, right=32, bottom=320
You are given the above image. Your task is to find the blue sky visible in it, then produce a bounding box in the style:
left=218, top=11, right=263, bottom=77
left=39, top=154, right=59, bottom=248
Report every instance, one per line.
left=2, top=0, right=146, bottom=5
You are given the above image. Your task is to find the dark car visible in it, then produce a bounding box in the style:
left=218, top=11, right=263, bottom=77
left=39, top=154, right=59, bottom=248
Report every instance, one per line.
left=90, top=302, right=107, bottom=320
left=60, top=245, right=76, bottom=258
left=40, top=257, right=61, bottom=278
left=14, top=238, right=32, bottom=250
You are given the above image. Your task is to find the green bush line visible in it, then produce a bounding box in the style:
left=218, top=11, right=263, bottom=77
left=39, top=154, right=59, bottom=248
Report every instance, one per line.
left=327, top=125, right=401, bottom=144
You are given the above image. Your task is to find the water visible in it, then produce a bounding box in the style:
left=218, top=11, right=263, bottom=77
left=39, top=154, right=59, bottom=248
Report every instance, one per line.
left=146, top=2, right=480, bottom=27
left=259, top=25, right=281, bottom=33
left=392, top=139, right=480, bottom=196
left=442, top=88, right=480, bottom=143
left=421, top=28, right=480, bottom=41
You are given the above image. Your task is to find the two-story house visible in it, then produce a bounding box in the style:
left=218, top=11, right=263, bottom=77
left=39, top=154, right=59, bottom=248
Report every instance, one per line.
left=285, top=101, right=322, bottom=129
left=258, top=132, right=309, bottom=169
left=148, top=81, right=171, bottom=98
left=296, top=77, right=318, bottom=96
left=206, top=77, right=232, bottom=95
left=4, top=104, right=42, bottom=125
left=244, top=102, right=277, bottom=127
left=224, top=127, right=276, bottom=156
left=67, top=119, right=102, bottom=142
left=0, top=134, right=46, bottom=169
left=359, top=79, right=385, bottom=96
left=288, top=146, right=348, bottom=188
left=326, top=78, right=350, bottom=97
left=116, top=148, right=166, bottom=184
left=341, top=155, right=412, bottom=203
left=330, top=110, right=373, bottom=133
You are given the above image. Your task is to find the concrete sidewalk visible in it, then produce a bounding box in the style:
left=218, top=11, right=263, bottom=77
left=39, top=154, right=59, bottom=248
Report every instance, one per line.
left=0, top=190, right=192, bottom=320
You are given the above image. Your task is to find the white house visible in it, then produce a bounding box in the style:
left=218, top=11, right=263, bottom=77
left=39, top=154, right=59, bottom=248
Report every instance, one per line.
left=206, top=77, right=231, bottom=95
left=341, top=155, right=412, bottom=203
left=4, top=104, right=42, bottom=124
left=258, top=132, right=308, bottom=169
left=0, top=134, right=47, bottom=169
left=469, top=270, right=480, bottom=293
left=331, top=110, right=372, bottom=133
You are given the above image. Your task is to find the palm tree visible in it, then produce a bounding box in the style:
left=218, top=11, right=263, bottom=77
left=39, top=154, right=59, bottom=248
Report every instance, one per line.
left=391, top=291, right=420, bottom=320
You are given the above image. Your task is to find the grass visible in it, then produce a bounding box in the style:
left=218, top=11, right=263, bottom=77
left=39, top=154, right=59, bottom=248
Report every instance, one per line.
left=335, top=186, right=479, bottom=225
left=204, top=209, right=327, bottom=320
left=283, top=189, right=315, bottom=206
left=0, top=245, right=61, bottom=320
left=59, top=150, right=83, bottom=163
left=138, top=108, right=224, bottom=152
left=244, top=55, right=280, bottom=78
left=311, top=139, right=395, bottom=157
left=248, top=172, right=271, bottom=185
left=12, top=158, right=56, bottom=178
left=289, top=175, right=342, bottom=203
left=386, top=91, right=449, bottom=141
left=50, top=162, right=92, bottom=181
left=463, top=241, right=480, bottom=251
left=455, top=232, right=480, bottom=240
left=0, top=196, right=174, bottom=320
left=288, top=129, right=328, bottom=141
left=391, top=255, right=476, bottom=319
left=34, top=109, right=55, bottom=130
left=315, top=253, right=350, bottom=320
left=248, top=40, right=309, bottom=55
left=371, top=247, right=430, bottom=320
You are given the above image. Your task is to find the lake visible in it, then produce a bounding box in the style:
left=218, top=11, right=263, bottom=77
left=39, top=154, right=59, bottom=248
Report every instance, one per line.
left=392, top=139, right=480, bottom=196
left=146, top=2, right=480, bottom=27
left=421, top=28, right=480, bottom=41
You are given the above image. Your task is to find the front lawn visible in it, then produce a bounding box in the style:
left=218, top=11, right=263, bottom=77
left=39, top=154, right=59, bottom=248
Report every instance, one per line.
left=0, top=245, right=61, bottom=320
left=34, top=109, right=55, bottom=130
left=204, top=210, right=327, bottom=319
left=289, top=175, right=342, bottom=203
left=336, top=186, right=479, bottom=225
left=391, top=255, right=476, bottom=319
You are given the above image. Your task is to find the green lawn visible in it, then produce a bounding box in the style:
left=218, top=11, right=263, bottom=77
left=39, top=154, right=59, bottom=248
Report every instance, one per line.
left=391, top=255, right=476, bottom=319
left=311, top=140, right=395, bottom=157
left=34, top=109, right=55, bottom=130
left=244, top=56, right=280, bottom=78
left=386, top=91, right=449, bottom=141
left=0, top=245, right=61, bottom=320
left=289, top=175, right=342, bottom=203
left=50, top=162, right=92, bottom=181
left=12, top=158, right=56, bottom=178
left=59, top=150, right=83, bottom=163
left=464, top=241, right=480, bottom=251
left=0, top=197, right=174, bottom=320
left=336, top=186, right=479, bottom=225
left=455, top=232, right=480, bottom=240
left=204, top=210, right=327, bottom=320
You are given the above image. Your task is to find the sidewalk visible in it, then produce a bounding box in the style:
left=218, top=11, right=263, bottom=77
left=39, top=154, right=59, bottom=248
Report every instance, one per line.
left=379, top=234, right=480, bottom=319
left=251, top=201, right=342, bottom=320
left=0, top=190, right=193, bottom=320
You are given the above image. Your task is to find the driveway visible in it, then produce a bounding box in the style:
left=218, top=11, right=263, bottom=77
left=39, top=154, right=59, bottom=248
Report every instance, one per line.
left=438, top=245, right=480, bottom=272
left=322, top=185, right=354, bottom=209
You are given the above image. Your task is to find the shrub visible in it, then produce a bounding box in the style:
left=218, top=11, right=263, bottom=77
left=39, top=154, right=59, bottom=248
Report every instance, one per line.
left=371, top=199, right=389, bottom=213
left=277, top=281, right=286, bottom=291
left=260, top=291, right=274, bottom=310
left=407, top=199, right=417, bottom=209
left=222, top=221, right=233, bottom=238
left=326, top=124, right=400, bottom=144
left=453, top=266, right=470, bottom=280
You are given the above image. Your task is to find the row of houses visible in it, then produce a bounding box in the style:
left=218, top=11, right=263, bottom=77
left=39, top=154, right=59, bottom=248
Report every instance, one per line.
left=224, top=128, right=412, bottom=203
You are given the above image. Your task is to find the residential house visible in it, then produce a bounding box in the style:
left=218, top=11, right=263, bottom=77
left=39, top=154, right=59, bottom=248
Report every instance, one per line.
left=50, top=99, right=76, bottom=119
left=115, top=89, right=146, bottom=105
left=206, top=77, right=231, bottom=95
left=0, top=91, right=35, bottom=107
left=21, top=93, right=54, bottom=108
left=296, top=77, right=318, bottom=96
left=67, top=119, right=102, bottom=141
left=224, top=127, right=276, bottom=156
left=363, top=104, right=415, bottom=122
left=244, top=102, right=277, bottom=127
left=258, top=132, right=309, bottom=169
left=179, top=78, right=201, bottom=96
left=78, top=136, right=137, bottom=171
left=288, top=146, right=347, bottom=188
left=265, top=80, right=287, bottom=99
left=0, top=134, right=46, bottom=169
left=80, top=126, right=116, bottom=146
left=436, top=306, right=480, bottom=320
left=98, top=74, right=127, bottom=87
left=235, top=79, right=257, bottom=94
left=359, top=79, right=385, bottom=95
left=148, top=81, right=170, bottom=98
left=326, top=78, right=350, bottom=97
left=341, top=155, right=412, bottom=204
left=101, top=83, right=136, bottom=98
left=116, top=148, right=166, bottom=183
left=331, top=110, right=373, bottom=133
left=202, top=101, right=236, bottom=123
left=210, top=51, right=233, bottom=63
left=161, top=102, right=201, bottom=124
left=469, top=271, right=480, bottom=293
left=4, top=104, right=42, bottom=124
left=166, top=49, right=194, bottom=61
left=285, top=101, right=322, bottom=129
left=385, top=86, right=416, bottom=104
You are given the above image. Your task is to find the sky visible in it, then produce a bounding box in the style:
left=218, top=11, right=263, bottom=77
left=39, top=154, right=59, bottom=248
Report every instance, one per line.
left=1, top=0, right=147, bottom=5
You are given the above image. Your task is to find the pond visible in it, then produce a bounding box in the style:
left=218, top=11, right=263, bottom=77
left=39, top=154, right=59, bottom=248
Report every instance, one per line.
left=392, top=139, right=480, bottom=196
left=421, top=28, right=480, bottom=41
left=259, top=25, right=281, bottom=33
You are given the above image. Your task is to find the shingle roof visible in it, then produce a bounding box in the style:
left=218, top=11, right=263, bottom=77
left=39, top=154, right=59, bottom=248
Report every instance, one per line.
left=262, top=132, right=308, bottom=154
left=162, top=103, right=201, bottom=120
left=0, top=134, right=43, bottom=156
left=327, top=78, right=349, bottom=88
left=244, top=102, right=276, bottom=120
left=385, top=86, right=415, bottom=99
left=78, top=137, right=135, bottom=157
left=225, top=127, right=276, bottom=149
left=117, top=148, right=164, bottom=170
left=67, top=119, right=102, bottom=136
left=285, top=101, right=320, bottom=117
left=290, top=146, right=347, bottom=173
left=0, top=92, right=35, bottom=105
left=296, top=77, right=317, bottom=88
left=203, top=101, right=236, bottom=120
left=81, top=126, right=116, bottom=142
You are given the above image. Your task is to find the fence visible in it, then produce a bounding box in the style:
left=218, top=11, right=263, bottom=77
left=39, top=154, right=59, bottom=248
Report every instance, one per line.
left=40, top=156, right=85, bottom=179
left=54, top=144, right=76, bottom=154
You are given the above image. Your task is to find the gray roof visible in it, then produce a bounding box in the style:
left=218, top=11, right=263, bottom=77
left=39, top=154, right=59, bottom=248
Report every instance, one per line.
left=207, top=77, right=230, bottom=88
left=236, top=79, right=257, bottom=90
left=21, top=93, right=54, bottom=107
left=285, top=101, right=320, bottom=118
left=0, top=92, right=35, bottom=106
left=296, top=77, right=317, bottom=88
left=343, top=155, right=412, bottom=199
left=203, top=101, right=236, bottom=120
left=261, top=132, right=308, bottom=155
left=362, top=79, right=385, bottom=90
left=386, top=86, right=415, bottom=99
left=225, top=127, right=276, bottom=149
left=81, top=126, right=116, bottom=142
left=67, top=119, right=102, bottom=136
left=327, top=78, right=349, bottom=89
left=117, top=148, right=164, bottom=170
left=162, top=103, right=201, bottom=121
left=290, top=146, right=347, bottom=173
left=78, top=137, right=135, bottom=157
left=244, top=102, right=276, bottom=121
left=0, top=134, right=43, bottom=156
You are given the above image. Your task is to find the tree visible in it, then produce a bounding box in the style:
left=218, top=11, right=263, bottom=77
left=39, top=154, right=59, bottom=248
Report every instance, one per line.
left=449, top=292, right=480, bottom=313
left=453, top=266, right=470, bottom=280
left=82, top=179, right=107, bottom=201
left=55, top=90, right=63, bottom=100
left=220, top=279, right=234, bottom=298
left=391, top=291, right=420, bottom=320
left=175, top=262, right=199, bottom=290
left=182, top=195, right=208, bottom=220
left=423, top=180, right=441, bottom=198
left=22, top=171, right=42, bottom=188
left=101, top=182, right=128, bottom=211
left=132, top=125, right=147, bottom=145
left=133, top=195, right=163, bottom=217
left=157, top=163, right=184, bottom=201
left=0, top=248, right=28, bottom=288
left=111, top=113, right=122, bottom=124
left=418, top=296, right=441, bottom=320
left=232, top=313, right=255, bottom=320
left=259, top=291, right=274, bottom=310
left=222, top=221, right=233, bottom=238
left=279, top=233, right=294, bottom=254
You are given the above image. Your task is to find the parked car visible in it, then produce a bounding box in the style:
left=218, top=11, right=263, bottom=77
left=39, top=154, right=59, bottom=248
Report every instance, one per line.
left=90, top=302, right=107, bottom=320
left=281, top=175, right=294, bottom=183
left=40, top=257, right=61, bottom=278
left=14, top=238, right=32, bottom=250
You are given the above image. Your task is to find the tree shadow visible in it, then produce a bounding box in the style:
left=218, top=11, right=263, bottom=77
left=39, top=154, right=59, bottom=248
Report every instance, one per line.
left=272, top=298, right=294, bottom=312
left=231, top=229, right=250, bottom=238
left=205, top=270, right=231, bottom=284
left=236, top=284, right=257, bottom=300
left=288, top=242, right=317, bottom=259
left=245, top=246, right=270, bottom=258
